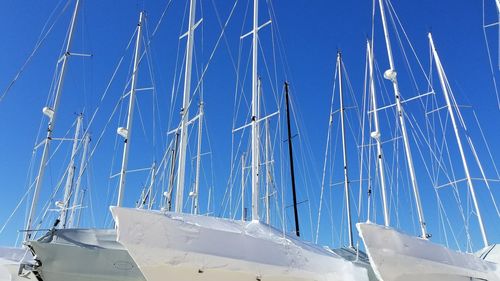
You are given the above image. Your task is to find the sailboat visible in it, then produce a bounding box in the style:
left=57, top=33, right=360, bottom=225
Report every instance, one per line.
left=357, top=32, right=500, bottom=281
left=315, top=50, right=376, bottom=273
left=111, top=0, right=376, bottom=280
left=0, top=119, right=89, bottom=281
left=0, top=1, right=84, bottom=281
left=357, top=0, right=500, bottom=280
left=22, top=3, right=146, bottom=281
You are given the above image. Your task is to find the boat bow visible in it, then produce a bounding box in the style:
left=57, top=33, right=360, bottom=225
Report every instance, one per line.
left=357, top=222, right=500, bottom=281
left=112, top=206, right=372, bottom=281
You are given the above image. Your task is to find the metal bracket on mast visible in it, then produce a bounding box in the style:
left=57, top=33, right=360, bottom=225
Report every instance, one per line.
left=57, top=52, right=91, bottom=64
left=367, top=91, right=434, bottom=114
left=240, top=20, right=272, bottom=40
left=484, top=21, right=500, bottom=28
left=232, top=110, right=279, bottom=133
left=33, top=137, right=84, bottom=150
left=180, top=19, right=203, bottom=39
left=122, top=87, right=154, bottom=99
left=167, top=112, right=203, bottom=136
left=109, top=166, right=152, bottom=179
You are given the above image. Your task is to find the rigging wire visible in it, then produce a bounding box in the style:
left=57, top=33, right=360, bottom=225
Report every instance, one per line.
left=482, top=0, right=500, bottom=109
left=0, top=0, right=70, bottom=103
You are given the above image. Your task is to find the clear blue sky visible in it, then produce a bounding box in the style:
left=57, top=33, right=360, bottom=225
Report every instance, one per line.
left=0, top=0, right=499, bottom=252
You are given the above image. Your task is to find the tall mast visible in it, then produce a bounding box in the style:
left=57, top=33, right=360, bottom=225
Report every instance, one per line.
left=285, top=82, right=300, bottom=237
left=241, top=153, right=246, bottom=221
left=175, top=0, right=197, bottom=213
left=337, top=52, right=353, bottom=247
left=25, top=0, right=80, bottom=240
left=68, top=132, right=90, bottom=228
left=265, top=119, right=271, bottom=224
left=241, top=0, right=272, bottom=222
left=250, top=0, right=261, bottom=221
left=428, top=33, right=488, bottom=247
left=166, top=133, right=179, bottom=211
left=147, top=161, right=156, bottom=210
left=367, top=40, right=389, bottom=226
left=116, top=11, right=144, bottom=207
left=76, top=188, right=87, bottom=226
left=60, top=114, right=83, bottom=228
left=377, top=0, right=428, bottom=238
left=193, top=100, right=204, bottom=214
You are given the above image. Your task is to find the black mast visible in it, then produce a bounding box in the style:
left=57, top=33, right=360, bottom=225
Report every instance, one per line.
left=285, top=82, right=300, bottom=237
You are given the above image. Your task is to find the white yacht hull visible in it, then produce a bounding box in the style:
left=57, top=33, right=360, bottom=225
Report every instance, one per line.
left=357, top=222, right=500, bottom=281
left=26, top=229, right=146, bottom=281
left=0, top=247, right=35, bottom=281
left=111, top=207, right=374, bottom=281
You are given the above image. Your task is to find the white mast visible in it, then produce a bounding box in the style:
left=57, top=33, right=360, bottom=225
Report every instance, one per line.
left=68, top=132, right=90, bottom=228
left=251, top=0, right=261, bottom=221
left=165, top=134, right=179, bottom=211
left=60, top=114, right=83, bottom=227
left=377, top=0, right=428, bottom=238
left=147, top=161, right=156, bottom=210
left=367, top=40, right=390, bottom=226
left=241, top=153, right=246, bottom=221
left=117, top=11, right=144, bottom=207
left=265, top=119, right=271, bottom=225
left=175, top=0, right=197, bottom=213
left=337, top=52, right=354, bottom=248
left=25, top=0, right=80, bottom=240
left=428, top=33, right=488, bottom=247
left=193, top=100, right=204, bottom=214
